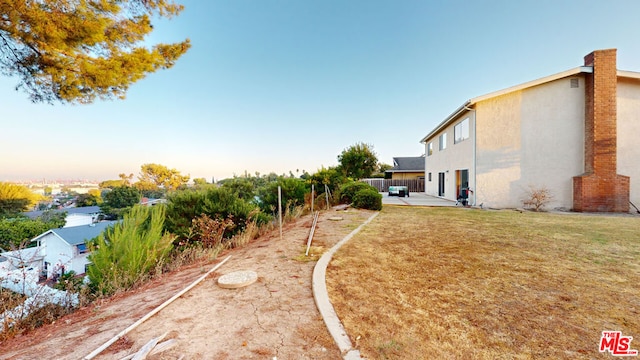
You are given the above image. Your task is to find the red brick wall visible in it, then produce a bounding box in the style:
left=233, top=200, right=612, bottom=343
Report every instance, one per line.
left=573, top=49, right=630, bottom=212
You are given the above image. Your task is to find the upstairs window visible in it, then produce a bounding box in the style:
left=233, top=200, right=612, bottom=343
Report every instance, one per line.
left=439, top=133, right=447, bottom=150
left=427, top=142, right=433, bottom=156
left=454, top=118, right=469, bottom=144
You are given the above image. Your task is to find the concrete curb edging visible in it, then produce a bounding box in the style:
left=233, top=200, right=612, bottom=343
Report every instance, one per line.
left=312, top=211, right=380, bottom=360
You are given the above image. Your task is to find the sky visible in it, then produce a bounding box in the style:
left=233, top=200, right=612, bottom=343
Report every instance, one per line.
left=2, top=0, right=640, bottom=183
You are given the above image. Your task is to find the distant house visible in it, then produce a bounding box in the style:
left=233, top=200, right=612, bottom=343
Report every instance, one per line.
left=385, top=157, right=425, bottom=180
left=25, top=206, right=101, bottom=227
left=140, top=198, right=167, bottom=206
left=28, top=221, right=117, bottom=278
left=420, top=49, right=639, bottom=212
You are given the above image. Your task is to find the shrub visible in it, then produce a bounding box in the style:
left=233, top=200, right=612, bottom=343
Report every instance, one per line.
left=339, top=181, right=375, bottom=204
left=164, top=187, right=269, bottom=242
left=522, top=186, right=553, bottom=211
left=87, top=205, right=174, bottom=295
left=352, top=188, right=382, bottom=210
left=187, top=214, right=235, bottom=248
left=257, top=177, right=309, bottom=215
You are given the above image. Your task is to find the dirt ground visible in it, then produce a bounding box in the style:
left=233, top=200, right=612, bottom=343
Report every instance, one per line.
left=1, top=208, right=373, bottom=360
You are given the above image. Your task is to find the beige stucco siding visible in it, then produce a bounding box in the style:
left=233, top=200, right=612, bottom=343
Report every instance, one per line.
left=424, top=111, right=475, bottom=201
left=391, top=172, right=424, bottom=180
left=475, top=77, right=585, bottom=209
left=617, top=78, right=640, bottom=207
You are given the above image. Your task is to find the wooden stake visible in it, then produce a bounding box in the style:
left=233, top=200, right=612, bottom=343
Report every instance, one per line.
left=278, top=186, right=283, bottom=240
left=305, top=211, right=319, bottom=256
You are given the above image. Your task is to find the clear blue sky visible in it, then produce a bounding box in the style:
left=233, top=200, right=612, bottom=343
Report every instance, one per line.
left=2, top=0, right=640, bottom=183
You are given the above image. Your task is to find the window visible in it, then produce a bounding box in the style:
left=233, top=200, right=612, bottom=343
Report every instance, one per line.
left=428, top=172, right=432, bottom=182
left=439, top=133, right=447, bottom=150
left=77, top=243, right=88, bottom=254
left=454, top=118, right=469, bottom=144
left=427, top=142, right=433, bottom=156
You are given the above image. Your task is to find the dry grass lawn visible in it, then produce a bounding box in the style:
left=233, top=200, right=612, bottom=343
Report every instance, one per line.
left=327, top=206, right=640, bottom=359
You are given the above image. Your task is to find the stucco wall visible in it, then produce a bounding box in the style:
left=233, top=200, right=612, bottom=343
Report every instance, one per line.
left=424, top=111, right=475, bottom=202
left=391, top=172, right=424, bottom=180
left=617, top=78, right=640, bottom=208
left=475, top=76, right=585, bottom=209
left=40, top=233, right=75, bottom=277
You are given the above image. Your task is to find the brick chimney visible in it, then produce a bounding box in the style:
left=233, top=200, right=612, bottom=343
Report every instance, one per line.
left=573, top=49, right=630, bottom=212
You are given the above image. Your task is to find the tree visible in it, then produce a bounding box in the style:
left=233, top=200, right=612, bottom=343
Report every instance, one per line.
left=0, top=213, right=65, bottom=250
left=164, top=187, right=266, bottom=241
left=256, top=177, right=309, bottom=214
left=136, top=163, right=190, bottom=193
left=193, top=178, right=208, bottom=186
left=0, top=0, right=191, bottom=104
left=76, top=193, right=100, bottom=207
left=87, top=205, right=174, bottom=294
left=337, top=142, right=378, bottom=180
left=0, top=182, right=41, bottom=217
left=100, top=186, right=140, bottom=218
left=99, top=179, right=128, bottom=189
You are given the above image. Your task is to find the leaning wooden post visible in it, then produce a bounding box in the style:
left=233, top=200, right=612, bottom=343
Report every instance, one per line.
left=325, top=184, right=330, bottom=210
left=278, top=185, right=283, bottom=240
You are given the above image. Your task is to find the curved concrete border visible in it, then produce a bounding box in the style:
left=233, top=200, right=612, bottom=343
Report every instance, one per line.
left=312, top=211, right=379, bottom=360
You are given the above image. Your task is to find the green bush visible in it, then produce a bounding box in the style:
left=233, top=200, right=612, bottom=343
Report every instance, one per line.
left=87, top=205, right=174, bottom=295
left=352, top=188, right=382, bottom=210
left=164, top=187, right=269, bottom=242
left=339, top=181, right=375, bottom=204
left=257, top=177, right=309, bottom=215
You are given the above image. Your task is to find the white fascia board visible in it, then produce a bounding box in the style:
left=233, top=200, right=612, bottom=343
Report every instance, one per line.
left=419, top=66, right=592, bottom=144
left=618, top=70, right=640, bottom=80
left=470, top=66, right=592, bottom=103
left=420, top=101, right=471, bottom=144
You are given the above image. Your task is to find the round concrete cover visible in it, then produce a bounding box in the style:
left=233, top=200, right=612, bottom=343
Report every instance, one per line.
left=218, top=270, right=258, bottom=289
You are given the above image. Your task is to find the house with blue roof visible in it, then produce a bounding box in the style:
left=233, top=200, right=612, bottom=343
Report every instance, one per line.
left=29, top=221, right=117, bottom=278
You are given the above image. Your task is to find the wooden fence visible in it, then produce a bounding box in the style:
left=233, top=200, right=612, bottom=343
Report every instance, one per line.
left=361, top=178, right=425, bottom=193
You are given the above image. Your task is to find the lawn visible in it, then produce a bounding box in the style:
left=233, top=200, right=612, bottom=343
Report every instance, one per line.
left=326, top=206, right=640, bottom=359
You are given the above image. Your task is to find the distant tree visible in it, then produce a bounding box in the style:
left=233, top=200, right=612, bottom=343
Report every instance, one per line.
left=99, top=179, right=128, bottom=189
left=88, top=188, right=102, bottom=199
left=0, top=0, right=191, bottom=104
left=378, top=162, right=393, bottom=173
left=193, top=178, right=208, bottom=186
left=100, top=186, right=141, bottom=218
left=136, top=163, right=190, bottom=192
left=0, top=214, right=65, bottom=249
left=0, top=182, right=41, bottom=217
left=337, top=142, right=378, bottom=179
left=76, top=193, right=100, bottom=207
left=119, top=173, right=135, bottom=186
left=220, top=177, right=257, bottom=200
left=37, top=210, right=67, bottom=228
left=309, top=166, right=347, bottom=196
left=256, top=177, right=309, bottom=215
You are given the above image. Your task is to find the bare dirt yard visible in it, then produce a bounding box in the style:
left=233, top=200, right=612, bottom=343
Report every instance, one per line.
left=1, top=208, right=374, bottom=360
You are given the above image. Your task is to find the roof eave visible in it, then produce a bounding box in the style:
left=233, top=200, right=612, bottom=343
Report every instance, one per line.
left=618, top=70, right=640, bottom=80
left=420, top=66, right=593, bottom=144
left=420, top=101, right=472, bottom=144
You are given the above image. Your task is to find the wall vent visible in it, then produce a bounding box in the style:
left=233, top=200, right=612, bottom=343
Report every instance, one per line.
left=570, top=78, right=579, bottom=88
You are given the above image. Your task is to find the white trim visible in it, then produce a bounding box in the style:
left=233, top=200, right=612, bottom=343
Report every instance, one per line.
left=420, top=66, right=593, bottom=143
left=470, top=66, right=592, bottom=103
left=618, top=70, right=640, bottom=80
